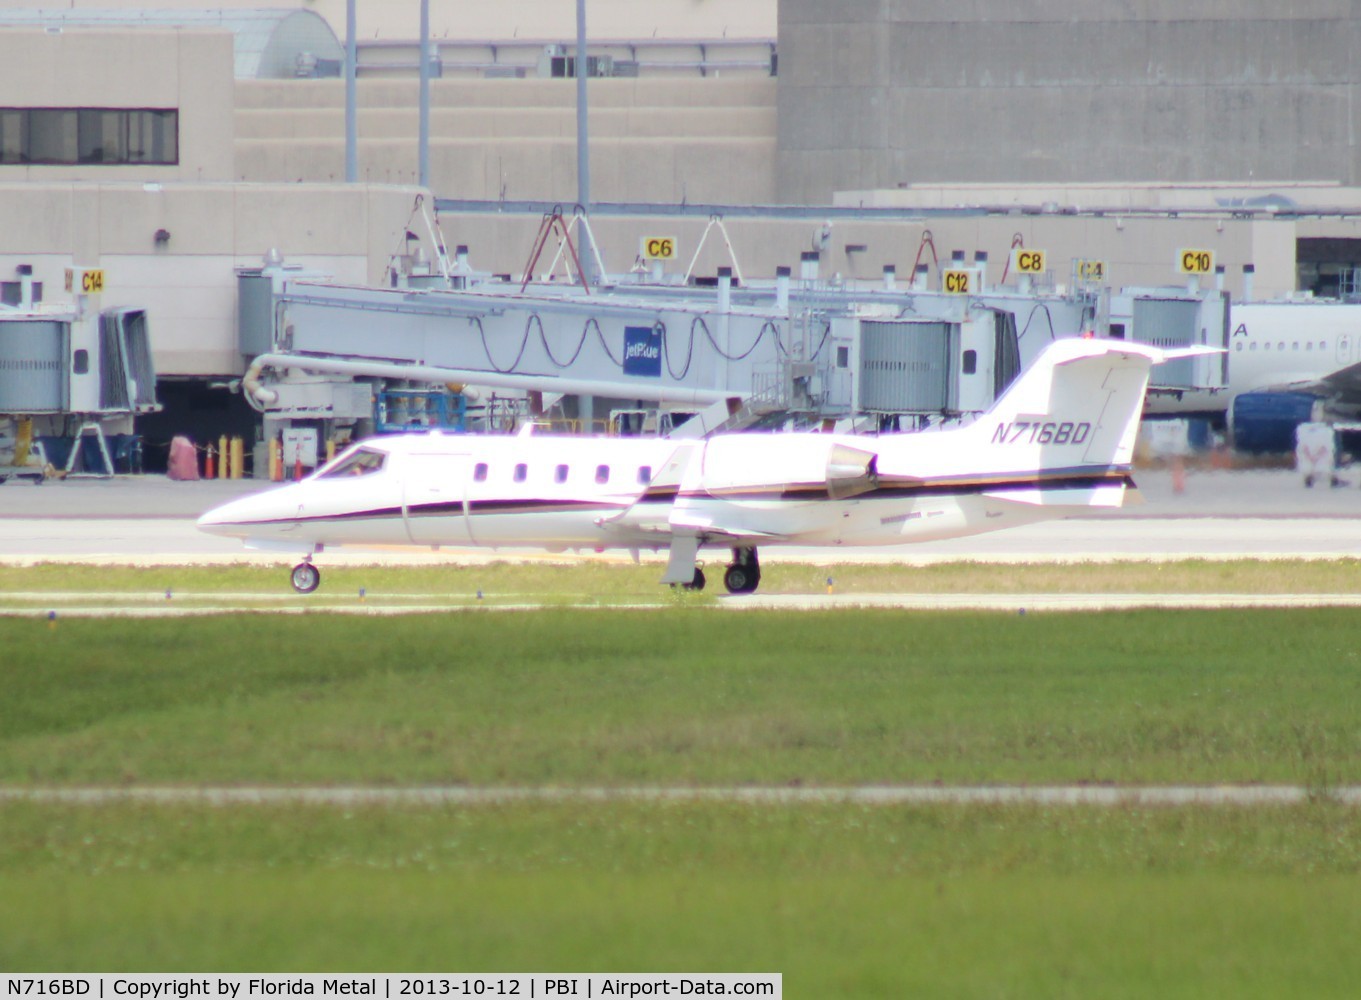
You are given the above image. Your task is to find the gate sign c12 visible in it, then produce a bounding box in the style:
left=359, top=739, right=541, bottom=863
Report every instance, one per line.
left=1178, top=249, right=1214, bottom=274
left=641, top=236, right=677, bottom=260
left=942, top=269, right=972, bottom=294
left=1011, top=249, right=1046, bottom=274
left=623, top=325, right=663, bottom=377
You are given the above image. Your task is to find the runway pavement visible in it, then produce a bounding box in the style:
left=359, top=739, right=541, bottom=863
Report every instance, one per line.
left=3, top=784, right=1358, bottom=806
left=1, top=465, right=1359, bottom=566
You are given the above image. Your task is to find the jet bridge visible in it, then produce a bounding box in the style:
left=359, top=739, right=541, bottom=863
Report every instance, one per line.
left=242, top=273, right=1014, bottom=432
left=236, top=256, right=1226, bottom=439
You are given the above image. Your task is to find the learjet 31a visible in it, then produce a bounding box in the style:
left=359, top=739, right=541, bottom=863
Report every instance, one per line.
left=198, top=338, right=1207, bottom=595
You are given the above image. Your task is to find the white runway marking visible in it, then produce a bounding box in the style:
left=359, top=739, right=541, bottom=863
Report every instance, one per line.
left=4, top=592, right=1361, bottom=617
left=1, top=786, right=1356, bottom=806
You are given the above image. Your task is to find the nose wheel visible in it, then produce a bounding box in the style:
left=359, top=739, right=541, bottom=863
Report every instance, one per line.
left=290, top=561, right=321, bottom=594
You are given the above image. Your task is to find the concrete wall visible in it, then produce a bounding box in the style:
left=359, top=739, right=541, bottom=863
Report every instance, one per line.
left=13, top=0, right=777, bottom=44
left=233, top=77, right=778, bottom=204
left=777, top=0, right=1361, bottom=204
left=0, top=28, right=235, bottom=182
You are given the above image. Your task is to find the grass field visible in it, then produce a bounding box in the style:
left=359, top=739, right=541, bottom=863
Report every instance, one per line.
left=4, top=557, right=1361, bottom=608
left=3, top=800, right=1361, bottom=993
left=4, top=606, right=1361, bottom=785
left=4, top=570, right=1361, bottom=992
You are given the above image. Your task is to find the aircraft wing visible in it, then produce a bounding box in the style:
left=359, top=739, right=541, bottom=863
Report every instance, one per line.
left=1235, top=359, right=1361, bottom=400
left=1316, top=360, right=1361, bottom=400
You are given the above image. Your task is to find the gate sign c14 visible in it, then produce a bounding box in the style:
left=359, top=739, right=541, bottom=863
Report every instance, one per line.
left=64, top=267, right=106, bottom=294
left=1011, top=249, right=1046, bottom=274
left=1177, top=249, right=1214, bottom=275
left=641, top=237, right=677, bottom=260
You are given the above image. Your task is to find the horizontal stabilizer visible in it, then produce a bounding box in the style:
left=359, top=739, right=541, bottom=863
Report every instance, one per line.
left=982, top=483, right=1131, bottom=508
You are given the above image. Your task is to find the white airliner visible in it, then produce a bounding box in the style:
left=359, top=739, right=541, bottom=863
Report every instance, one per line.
left=1149, top=301, right=1361, bottom=418
left=198, top=338, right=1203, bottom=595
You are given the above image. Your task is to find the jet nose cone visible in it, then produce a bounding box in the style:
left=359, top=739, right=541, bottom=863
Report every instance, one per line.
left=196, top=498, right=241, bottom=536
left=196, top=488, right=293, bottom=538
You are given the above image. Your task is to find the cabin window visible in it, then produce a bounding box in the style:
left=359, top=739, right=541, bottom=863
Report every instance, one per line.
left=637, top=465, right=652, bottom=485
left=961, top=350, right=977, bottom=375
left=513, top=463, right=528, bottom=483
left=555, top=463, right=569, bottom=484
left=1307, top=341, right=1314, bottom=351
left=595, top=464, right=610, bottom=484
left=73, top=349, right=89, bottom=374
left=474, top=462, right=488, bottom=481
left=1235, top=342, right=1243, bottom=351
left=1292, top=342, right=1299, bottom=351
left=320, top=448, right=386, bottom=478
left=1249, top=342, right=1257, bottom=351
left=1278, top=342, right=1286, bottom=351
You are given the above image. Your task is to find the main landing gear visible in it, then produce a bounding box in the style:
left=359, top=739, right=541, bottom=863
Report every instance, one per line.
left=723, top=547, right=761, bottom=595
left=290, top=557, right=321, bottom=594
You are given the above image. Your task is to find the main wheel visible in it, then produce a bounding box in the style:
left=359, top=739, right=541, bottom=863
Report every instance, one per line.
left=723, top=564, right=760, bottom=594
left=290, top=562, right=321, bottom=594
left=683, top=567, right=706, bottom=591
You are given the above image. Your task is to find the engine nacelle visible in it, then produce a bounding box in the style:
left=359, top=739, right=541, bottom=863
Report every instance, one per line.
left=696, top=435, right=878, bottom=501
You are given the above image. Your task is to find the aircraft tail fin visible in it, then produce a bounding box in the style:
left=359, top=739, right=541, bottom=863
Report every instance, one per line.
left=969, top=339, right=1215, bottom=472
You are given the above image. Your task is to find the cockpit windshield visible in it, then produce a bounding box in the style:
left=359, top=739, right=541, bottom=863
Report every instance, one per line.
left=319, top=448, right=386, bottom=479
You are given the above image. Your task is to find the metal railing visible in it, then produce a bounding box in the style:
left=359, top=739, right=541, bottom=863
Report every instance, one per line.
left=355, top=37, right=777, bottom=79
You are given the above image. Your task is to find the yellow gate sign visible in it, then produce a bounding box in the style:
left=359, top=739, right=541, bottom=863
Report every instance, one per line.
left=1012, top=249, right=1046, bottom=274
left=1177, top=249, right=1214, bottom=275
left=1075, top=259, right=1107, bottom=282
left=64, top=267, right=106, bottom=294
left=943, top=269, right=972, bottom=294
left=641, top=237, right=677, bottom=260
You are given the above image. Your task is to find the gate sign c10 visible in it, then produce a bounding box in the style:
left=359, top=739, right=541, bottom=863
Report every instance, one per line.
left=1011, top=248, right=1046, bottom=274
left=1178, top=249, right=1214, bottom=275
left=641, top=237, right=677, bottom=260
left=942, top=268, right=972, bottom=294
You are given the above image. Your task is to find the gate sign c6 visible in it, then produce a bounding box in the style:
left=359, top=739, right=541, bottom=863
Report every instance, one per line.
left=641, top=237, right=677, bottom=260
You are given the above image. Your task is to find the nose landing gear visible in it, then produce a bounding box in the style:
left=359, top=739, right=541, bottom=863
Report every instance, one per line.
left=290, top=558, right=321, bottom=594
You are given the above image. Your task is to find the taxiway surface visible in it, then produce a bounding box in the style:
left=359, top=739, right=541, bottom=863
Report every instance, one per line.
left=1, top=466, right=1358, bottom=565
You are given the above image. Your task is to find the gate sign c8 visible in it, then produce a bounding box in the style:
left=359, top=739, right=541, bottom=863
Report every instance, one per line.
left=942, top=268, right=972, bottom=294
left=1011, top=248, right=1046, bottom=274
left=1178, top=249, right=1214, bottom=275
left=641, top=236, right=677, bottom=260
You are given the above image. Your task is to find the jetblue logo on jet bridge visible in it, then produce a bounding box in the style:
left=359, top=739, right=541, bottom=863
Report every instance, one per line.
left=623, top=325, right=662, bottom=377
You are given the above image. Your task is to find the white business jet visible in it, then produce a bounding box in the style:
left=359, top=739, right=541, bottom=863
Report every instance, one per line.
left=198, top=338, right=1202, bottom=595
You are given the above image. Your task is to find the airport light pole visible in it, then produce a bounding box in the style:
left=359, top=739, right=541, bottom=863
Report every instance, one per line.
left=576, top=0, right=595, bottom=284
left=345, top=0, right=356, bottom=182
left=419, top=0, right=430, bottom=188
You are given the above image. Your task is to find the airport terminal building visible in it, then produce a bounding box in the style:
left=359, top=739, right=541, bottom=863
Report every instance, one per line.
left=5, top=0, right=1361, bottom=463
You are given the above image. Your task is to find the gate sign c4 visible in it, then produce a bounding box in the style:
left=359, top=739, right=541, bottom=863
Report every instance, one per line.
left=1076, top=259, right=1107, bottom=282
left=641, top=236, right=677, bottom=260
left=1177, top=249, right=1214, bottom=275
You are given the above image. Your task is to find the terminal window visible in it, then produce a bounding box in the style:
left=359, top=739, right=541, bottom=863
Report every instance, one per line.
left=0, top=108, right=177, bottom=165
